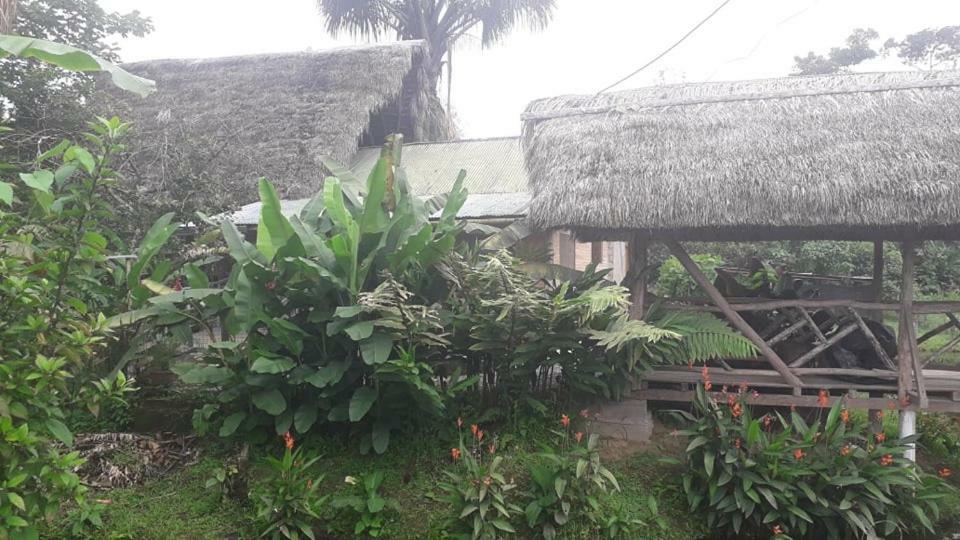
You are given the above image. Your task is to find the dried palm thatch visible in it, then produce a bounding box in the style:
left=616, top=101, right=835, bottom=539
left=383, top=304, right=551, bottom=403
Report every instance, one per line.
left=522, top=70, right=960, bottom=242
left=70, top=433, right=199, bottom=489
left=96, top=41, right=450, bottom=238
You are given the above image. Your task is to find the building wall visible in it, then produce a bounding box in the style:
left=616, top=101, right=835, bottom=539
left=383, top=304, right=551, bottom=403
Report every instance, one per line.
left=551, top=231, right=627, bottom=283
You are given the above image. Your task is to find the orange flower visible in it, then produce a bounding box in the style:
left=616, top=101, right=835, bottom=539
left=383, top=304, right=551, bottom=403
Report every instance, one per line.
left=471, top=424, right=479, bottom=437
left=477, top=429, right=485, bottom=442
left=840, top=409, right=850, bottom=424
left=875, top=410, right=885, bottom=422
left=726, top=394, right=736, bottom=407
left=704, top=380, right=713, bottom=391
left=560, top=414, right=570, bottom=428
left=818, top=389, right=829, bottom=408
left=939, top=467, right=953, bottom=478
left=880, top=454, right=894, bottom=467
left=457, top=417, right=463, bottom=428
left=772, top=525, right=783, bottom=535
left=875, top=432, right=886, bottom=444
left=482, top=476, right=492, bottom=486
left=840, top=445, right=852, bottom=457
left=734, top=438, right=742, bottom=450
left=731, top=402, right=743, bottom=419
left=700, top=365, right=710, bottom=381
left=793, top=448, right=806, bottom=461
left=450, top=447, right=461, bottom=461
left=575, top=432, right=584, bottom=443
left=762, top=414, right=772, bottom=429
left=738, top=382, right=748, bottom=394
left=283, top=431, right=295, bottom=450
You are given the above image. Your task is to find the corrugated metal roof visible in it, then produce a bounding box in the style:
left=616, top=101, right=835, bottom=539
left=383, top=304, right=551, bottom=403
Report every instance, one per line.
left=220, top=137, right=530, bottom=225
left=223, top=192, right=529, bottom=226
left=350, top=137, right=527, bottom=195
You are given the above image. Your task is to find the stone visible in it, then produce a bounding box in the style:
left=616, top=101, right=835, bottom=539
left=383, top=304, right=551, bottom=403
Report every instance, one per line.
left=588, top=397, right=654, bottom=443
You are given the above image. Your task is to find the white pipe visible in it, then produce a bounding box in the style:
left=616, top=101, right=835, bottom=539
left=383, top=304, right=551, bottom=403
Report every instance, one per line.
left=899, top=410, right=917, bottom=462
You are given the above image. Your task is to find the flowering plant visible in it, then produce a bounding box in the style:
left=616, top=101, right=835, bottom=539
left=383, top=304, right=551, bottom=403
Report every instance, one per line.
left=673, top=384, right=952, bottom=539
left=330, top=470, right=397, bottom=538
left=437, top=420, right=522, bottom=539
left=522, top=413, right=620, bottom=540
left=251, top=434, right=328, bottom=540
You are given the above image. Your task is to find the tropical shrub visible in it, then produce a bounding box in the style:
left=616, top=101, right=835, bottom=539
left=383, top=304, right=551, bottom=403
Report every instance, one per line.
left=438, top=422, right=522, bottom=540
left=252, top=434, right=329, bottom=540
left=674, top=385, right=951, bottom=539
left=523, top=413, right=620, bottom=540
left=330, top=471, right=396, bottom=538
left=655, top=254, right=724, bottom=297
left=145, top=143, right=472, bottom=452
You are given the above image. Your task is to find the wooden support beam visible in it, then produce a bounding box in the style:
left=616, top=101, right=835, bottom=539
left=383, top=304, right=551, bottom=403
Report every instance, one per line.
left=918, top=319, right=958, bottom=346
left=634, top=388, right=960, bottom=412
left=664, top=240, right=803, bottom=392
left=789, top=323, right=859, bottom=368
left=627, top=237, right=649, bottom=320
left=590, top=242, right=603, bottom=265
left=898, top=242, right=915, bottom=403
left=767, top=318, right=809, bottom=347
left=924, top=333, right=960, bottom=368
left=871, top=240, right=884, bottom=301
left=798, top=307, right=828, bottom=343
left=663, top=298, right=960, bottom=314
left=849, top=308, right=896, bottom=370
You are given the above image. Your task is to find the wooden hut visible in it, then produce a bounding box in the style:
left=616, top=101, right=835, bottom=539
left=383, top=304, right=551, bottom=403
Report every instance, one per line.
left=521, top=70, right=960, bottom=426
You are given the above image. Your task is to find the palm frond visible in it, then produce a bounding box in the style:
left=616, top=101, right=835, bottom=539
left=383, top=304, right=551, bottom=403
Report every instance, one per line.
left=315, top=0, right=394, bottom=37
left=588, top=317, right=682, bottom=352
left=646, top=311, right=758, bottom=365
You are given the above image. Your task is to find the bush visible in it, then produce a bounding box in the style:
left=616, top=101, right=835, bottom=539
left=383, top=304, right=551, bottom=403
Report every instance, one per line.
left=330, top=471, right=397, bottom=538
left=655, top=254, right=724, bottom=298
left=252, top=435, right=329, bottom=540
left=675, top=385, right=952, bottom=539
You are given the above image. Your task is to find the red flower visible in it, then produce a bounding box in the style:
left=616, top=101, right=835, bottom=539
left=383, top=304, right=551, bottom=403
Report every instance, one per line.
left=726, top=394, right=736, bottom=407
left=762, top=414, right=772, bottom=429
left=575, top=432, right=584, bottom=443
left=840, top=409, right=850, bottom=424
left=875, top=432, right=886, bottom=444
left=700, top=365, right=710, bottom=381
left=772, top=525, right=783, bottom=536
left=265, top=280, right=277, bottom=292
left=471, top=424, right=479, bottom=438
left=880, top=454, right=894, bottom=467
left=560, top=414, right=570, bottom=428
left=172, top=277, right=183, bottom=292
left=738, top=382, right=748, bottom=394
left=731, top=402, right=743, bottom=419
left=451, top=447, right=461, bottom=461
left=939, top=467, right=953, bottom=478
left=704, top=380, right=713, bottom=391
left=793, top=448, right=806, bottom=461
left=733, top=438, right=742, bottom=450
left=476, top=429, right=485, bottom=442
left=840, top=445, right=852, bottom=457
left=818, top=389, right=830, bottom=408
left=282, top=431, right=295, bottom=450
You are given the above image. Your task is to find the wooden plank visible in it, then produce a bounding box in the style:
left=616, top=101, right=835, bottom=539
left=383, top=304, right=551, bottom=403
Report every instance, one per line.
left=898, top=241, right=915, bottom=403
left=918, top=320, right=957, bottom=346
left=849, top=308, right=896, bottom=370
left=635, top=388, right=960, bottom=413
left=908, top=303, right=929, bottom=408
left=627, top=237, right=649, bottom=320
left=798, top=307, right=828, bottom=343
left=663, top=299, right=960, bottom=314
left=664, top=240, right=803, bottom=392
left=788, top=323, right=858, bottom=368
left=766, top=318, right=809, bottom=347
left=923, top=334, right=960, bottom=367
left=871, top=240, right=884, bottom=301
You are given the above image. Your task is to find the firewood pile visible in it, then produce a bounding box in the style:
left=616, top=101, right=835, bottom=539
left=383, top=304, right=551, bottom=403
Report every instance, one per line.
left=68, top=433, right=200, bottom=488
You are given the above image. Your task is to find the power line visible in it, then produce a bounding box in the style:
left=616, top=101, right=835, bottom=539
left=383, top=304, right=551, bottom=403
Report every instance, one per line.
left=596, top=0, right=734, bottom=95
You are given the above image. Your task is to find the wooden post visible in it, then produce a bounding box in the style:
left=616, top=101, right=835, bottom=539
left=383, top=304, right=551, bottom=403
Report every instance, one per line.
left=665, top=240, right=803, bottom=392
left=591, top=242, right=603, bottom=266
left=627, top=237, right=648, bottom=320
left=897, top=241, right=915, bottom=403
left=871, top=241, right=884, bottom=302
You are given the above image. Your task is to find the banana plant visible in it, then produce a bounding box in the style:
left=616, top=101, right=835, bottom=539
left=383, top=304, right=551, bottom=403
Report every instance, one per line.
left=135, top=137, right=475, bottom=453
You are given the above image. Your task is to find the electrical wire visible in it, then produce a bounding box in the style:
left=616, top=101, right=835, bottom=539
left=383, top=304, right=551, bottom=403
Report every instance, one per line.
left=595, top=0, right=734, bottom=95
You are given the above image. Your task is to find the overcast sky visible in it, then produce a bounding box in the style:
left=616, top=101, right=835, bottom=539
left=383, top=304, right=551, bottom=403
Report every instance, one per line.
left=100, top=0, right=960, bottom=138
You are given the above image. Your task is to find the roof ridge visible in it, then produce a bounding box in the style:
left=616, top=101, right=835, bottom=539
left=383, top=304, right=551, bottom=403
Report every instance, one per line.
left=123, top=40, right=426, bottom=67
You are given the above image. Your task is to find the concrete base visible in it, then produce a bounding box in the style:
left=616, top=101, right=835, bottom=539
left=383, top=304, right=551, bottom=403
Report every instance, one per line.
left=588, top=397, right=654, bottom=443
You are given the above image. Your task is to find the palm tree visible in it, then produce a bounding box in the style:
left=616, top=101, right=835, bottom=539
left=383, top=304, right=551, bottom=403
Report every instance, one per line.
left=316, top=0, right=555, bottom=136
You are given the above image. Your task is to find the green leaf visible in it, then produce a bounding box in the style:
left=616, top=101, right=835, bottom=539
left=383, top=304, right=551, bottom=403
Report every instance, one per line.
left=704, top=452, right=715, bottom=477
left=128, top=213, right=178, bottom=289
left=349, top=387, right=377, bottom=422
left=19, top=170, right=54, bottom=192
left=294, top=405, right=319, bottom=433
left=65, top=146, right=96, bottom=175
left=250, top=356, right=296, bottom=374
left=222, top=219, right=266, bottom=266
left=219, top=412, right=246, bottom=437
left=0, top=181, right=12, bottom=206
left=345, top=321, right=375, bottom=341
left=360, top=333, right=393, bottom=365
left=8, top=492, right=25, bottom=511
left=46, top=418, right=74, bottom=446
left=252, top=389, right=286, bottom=416
left=0, top=34, right=155, bottom=96
left=372, top=421, right=390, bottom=454
left=255, top=178, right=295, bottom=261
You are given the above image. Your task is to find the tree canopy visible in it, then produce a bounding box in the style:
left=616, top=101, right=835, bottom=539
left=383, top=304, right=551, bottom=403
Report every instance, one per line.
left=793, top=25, right=960, bottom=75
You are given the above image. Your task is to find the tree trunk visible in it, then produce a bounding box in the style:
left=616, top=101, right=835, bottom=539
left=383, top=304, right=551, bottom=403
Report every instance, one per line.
left=0, top=0, right=16, bottom=33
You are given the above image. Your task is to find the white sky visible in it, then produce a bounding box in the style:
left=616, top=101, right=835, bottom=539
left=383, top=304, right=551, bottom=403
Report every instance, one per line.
left=99, top=0, right=960, bottom=138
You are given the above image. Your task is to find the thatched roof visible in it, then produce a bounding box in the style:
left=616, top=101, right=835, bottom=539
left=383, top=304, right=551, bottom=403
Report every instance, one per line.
left=223, top=137, right=530, bottom=225
left=98, top=41, right=446, bottom=234
left=522, top=70, right=960, bottom=242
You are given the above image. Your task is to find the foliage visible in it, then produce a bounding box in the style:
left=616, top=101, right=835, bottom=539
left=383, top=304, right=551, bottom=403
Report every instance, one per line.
left=883, top=26, right=960, bottom=70
left=918, top=412, right=960, bottom=476
left=438, top=423, right=522, bottom=540
left=674, top=385, right=952, bottom=539
left=252, top=441, right=329, bottom=540
left=655, top=253, right=724, bottom=298
left=330, top=471, right=398, bottom=538
left=149, top=143, right=472, bottom=453
left=523, top=414, right=620, bottom=540
left=793, top=28, right=879, bottom=75
left=632, top=309, right=758, bottom=367
left=0, top=0, right=152, bottom=140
